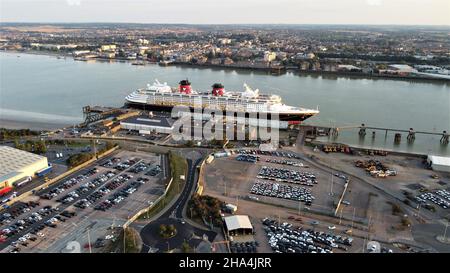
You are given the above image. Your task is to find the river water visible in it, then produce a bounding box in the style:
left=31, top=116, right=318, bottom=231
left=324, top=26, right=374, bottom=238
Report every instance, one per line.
left=1, top=52, right=449, bottom=155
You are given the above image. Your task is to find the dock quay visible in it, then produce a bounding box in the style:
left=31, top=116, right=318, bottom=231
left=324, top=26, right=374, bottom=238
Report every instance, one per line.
left=81, top=105, right=136, bottom=127
left=299, top=123, right=449, bottom=145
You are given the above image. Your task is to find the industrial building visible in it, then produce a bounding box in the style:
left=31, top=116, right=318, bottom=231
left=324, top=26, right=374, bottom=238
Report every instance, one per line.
left=427, top=155, right=450, bottom=173
left=120, top=115, right=174, bottom=135
left=224, top=215, right=254, bottom=236
left=0, top=146, right=50, bottom=194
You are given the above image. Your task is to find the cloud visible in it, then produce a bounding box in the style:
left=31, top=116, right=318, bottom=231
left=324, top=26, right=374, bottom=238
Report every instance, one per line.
left=67, top=0, right=81, bottom=6
left=366, top=0, right=382, bottom=6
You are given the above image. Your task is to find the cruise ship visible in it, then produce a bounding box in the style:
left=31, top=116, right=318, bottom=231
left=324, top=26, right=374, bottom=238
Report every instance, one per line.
left=125, top=80, right=319, bottom=129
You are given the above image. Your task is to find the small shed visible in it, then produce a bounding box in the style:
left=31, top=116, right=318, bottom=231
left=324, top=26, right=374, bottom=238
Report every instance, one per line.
left=427, top=155, right=450, bottom=173
left=224, top=215, right=253, bottom=236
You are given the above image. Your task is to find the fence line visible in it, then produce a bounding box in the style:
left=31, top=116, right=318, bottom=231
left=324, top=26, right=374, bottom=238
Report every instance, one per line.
left=122, top=176, right=174, bottom=229
left=334, top=181, right=349, bottom=216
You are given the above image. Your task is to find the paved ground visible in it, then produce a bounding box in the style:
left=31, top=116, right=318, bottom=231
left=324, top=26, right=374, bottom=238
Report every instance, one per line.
left=292, top=145, right=450, bottom=252
left=412, top=223, right=450, bottom=252
left=203, top=154, right=345, bottom=217
left=1, top=150, right=166, bottom=253
left=140, top=153, right=218, bottom=253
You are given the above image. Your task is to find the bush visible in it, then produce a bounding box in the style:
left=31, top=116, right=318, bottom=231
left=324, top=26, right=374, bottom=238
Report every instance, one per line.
left=188, top=194, right=224, bottom=227
left=401, top=217, right=411, bottom=227
left=181, top=241, right=193, bottom=253
left=66, top=141, right=117, bottom=168
left=388, top=202, right=403, bottom=215
left=14, top=139, right=47, bottom=154
left=67, top=153, right=94, bottom=168
left=159, top=224, right=176, bottom=238
left=0, top=128, right=39, bottom=140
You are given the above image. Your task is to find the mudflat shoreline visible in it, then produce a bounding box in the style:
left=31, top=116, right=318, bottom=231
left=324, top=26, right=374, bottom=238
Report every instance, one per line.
left=0, top=118, right=70, bottom=131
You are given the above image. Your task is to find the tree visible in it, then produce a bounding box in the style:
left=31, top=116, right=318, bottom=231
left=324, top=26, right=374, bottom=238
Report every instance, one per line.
left=159, top=224, right=167, bottom=236
left=35, top=140, right=47, bottom=154
left=185, top=140, right=194, bottom=147
left=13, top=138, right=21, bottom=149
left=181, top=241, right=192, bottom=253
left=167, top=224, right=177, bottom=236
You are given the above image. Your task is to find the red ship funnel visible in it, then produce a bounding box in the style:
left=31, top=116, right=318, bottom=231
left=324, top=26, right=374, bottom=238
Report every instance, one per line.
left=179, top=79, right=192, bottom=94
left=212, top=83, right=224, bottom=96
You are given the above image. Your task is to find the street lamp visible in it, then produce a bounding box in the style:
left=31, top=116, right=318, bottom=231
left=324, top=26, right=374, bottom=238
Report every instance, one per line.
left=443, top=214, right=450, bottom=242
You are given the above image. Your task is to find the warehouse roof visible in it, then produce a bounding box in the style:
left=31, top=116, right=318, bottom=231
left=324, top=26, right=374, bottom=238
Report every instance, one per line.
left=387, top=64, right=417, bottom=72
left=428, top=155, right=450, bottom=167
left=120, top=115, right=173, bottom=128
left=0, top=146, right=47, bottom=180
left=224, top=215, right=253, bottom=231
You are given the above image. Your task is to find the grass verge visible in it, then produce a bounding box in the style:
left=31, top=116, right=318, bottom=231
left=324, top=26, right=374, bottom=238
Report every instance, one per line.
left=103, top=227, right=141, bottom=253
left=137, top=151, right=187, bottom=220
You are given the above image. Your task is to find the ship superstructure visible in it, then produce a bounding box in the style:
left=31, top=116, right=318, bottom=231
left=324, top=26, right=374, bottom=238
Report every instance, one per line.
left=125, top=79, right=319, bottom=129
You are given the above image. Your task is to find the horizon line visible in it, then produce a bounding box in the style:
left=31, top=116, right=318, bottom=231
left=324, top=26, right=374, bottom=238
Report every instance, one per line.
left=1, top=22, right=450, bottom=27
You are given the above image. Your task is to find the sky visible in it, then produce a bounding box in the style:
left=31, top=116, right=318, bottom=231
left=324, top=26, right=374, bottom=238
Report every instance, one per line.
left=0, top=0, right=449, bottom=25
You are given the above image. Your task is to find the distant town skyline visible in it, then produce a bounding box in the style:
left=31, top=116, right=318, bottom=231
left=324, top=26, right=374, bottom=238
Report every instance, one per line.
left=0, top=0, right=449, bottom=25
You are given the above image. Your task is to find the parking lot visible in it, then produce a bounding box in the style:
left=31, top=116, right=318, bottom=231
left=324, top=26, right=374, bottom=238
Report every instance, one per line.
left=262, top=218, right=353, bottom=253
left=203, top=150, right=346, bottom=215
left=0, top=150, right=166, bottom=253
left=416, top=190, right=450, bottom=210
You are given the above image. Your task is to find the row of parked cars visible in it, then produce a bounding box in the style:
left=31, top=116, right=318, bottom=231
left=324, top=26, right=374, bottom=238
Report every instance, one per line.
left=1, top=205, right=55, bottom=243
left=39, top=168, right=99, bottom=200
left=71, top=171, right=121, bottom=209
left=436, top=189, right=450, bottom=202
left=236, top=154, right=259, bottom=163
left=265, top=158, right=304, bottom=167
left=416, top=192, right=450, bottom=209
left=5, top=209, right=77, bottom=252
left=115, top=158, right=139, bottom=171
left=101, top=157, right=121, bottom=168
left=95, top=179, right=147, bottom=211
left=229, top=241, right=259, bottom=253
left=146, top=165, right=162, bottom=176
left=54, top=170, right=116, bottom=206
left=128, top=162, right=149, bottom=173
left=1, top=201, right=40, bottom=224
left=262, top=218, right=352, bottom=253
left=257, top=166, right=317, bottom=187
left=250, top=181, right=314, bottom=205
left=237, top=150, right=302, bottom=160
left=76, top=173, right=136, bottom=210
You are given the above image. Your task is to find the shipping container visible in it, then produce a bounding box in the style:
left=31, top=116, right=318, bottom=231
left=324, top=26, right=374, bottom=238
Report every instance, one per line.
left=36, top=165, right=53, bottom=177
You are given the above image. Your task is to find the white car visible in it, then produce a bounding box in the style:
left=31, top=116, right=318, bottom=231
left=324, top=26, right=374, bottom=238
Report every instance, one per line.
left=328, top=225, right=336, bottom=230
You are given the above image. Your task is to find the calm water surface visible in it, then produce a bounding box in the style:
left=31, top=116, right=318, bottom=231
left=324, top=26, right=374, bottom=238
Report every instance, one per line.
left=1, top=52, right=449, bottom=155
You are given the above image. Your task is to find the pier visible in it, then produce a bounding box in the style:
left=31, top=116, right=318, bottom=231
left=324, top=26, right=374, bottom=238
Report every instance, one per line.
left=302, top=123, right=449, bottom=145
left=81, top=106, right=123, bottom=126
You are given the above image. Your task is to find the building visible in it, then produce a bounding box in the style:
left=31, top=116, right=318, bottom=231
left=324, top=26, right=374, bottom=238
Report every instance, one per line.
left=100, top=44, right=116, bottom=52
left=263, top=51, right=277, bottom=62
left=380, top=64, right=418, bottom=76
left=337, top=64, right=362, bottom=72
left=224, top=215, right=253, bottom=236
left=294, top=52, right=315, bottom=60
left=73, top=50, right=91, bottom=57
left=427, top=155, right=450, bottom=173
left=100, top=52, right=116, bottom=59
left=218, top=38, right=232, bottom=45
left=387, top=64, right=416, bottom=73
left=0, top=146, right=49, bottom=193
left=120, top=115, right=174, bottom=135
